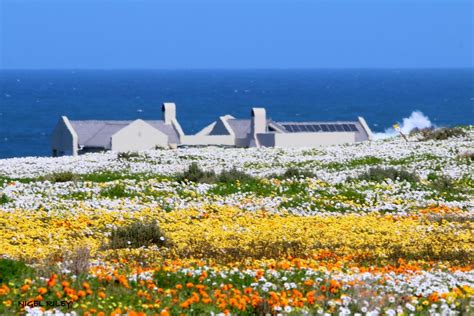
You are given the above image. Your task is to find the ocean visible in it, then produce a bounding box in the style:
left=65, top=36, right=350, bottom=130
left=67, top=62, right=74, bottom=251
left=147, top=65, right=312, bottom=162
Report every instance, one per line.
left=0, top=69, right=473, bottom=159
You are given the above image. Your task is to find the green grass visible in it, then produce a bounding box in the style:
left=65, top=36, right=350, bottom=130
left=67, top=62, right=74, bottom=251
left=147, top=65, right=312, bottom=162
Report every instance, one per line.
left=324, top=156, right=383, bottom=171
left=353, top=167, right=419, bottom=183
left=99, top=183, right=138, bottom=199
left=0, top=258, right=36, bottom=283
left=81, top=171, right=171, bottom=183
left=208, top=179, right=275, bottom=196
left=389, top=153, right=439, bottom=166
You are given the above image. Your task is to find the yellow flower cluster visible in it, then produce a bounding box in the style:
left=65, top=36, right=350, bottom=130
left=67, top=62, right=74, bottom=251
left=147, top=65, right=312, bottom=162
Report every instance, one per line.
left=1, top=206, right=472, bottom=264
left=158, top=206, right=473, bottom=263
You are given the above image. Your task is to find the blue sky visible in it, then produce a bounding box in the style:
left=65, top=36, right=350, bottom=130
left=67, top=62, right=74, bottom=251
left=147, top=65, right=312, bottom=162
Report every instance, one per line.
left=0, top=0, right=472, bottom=69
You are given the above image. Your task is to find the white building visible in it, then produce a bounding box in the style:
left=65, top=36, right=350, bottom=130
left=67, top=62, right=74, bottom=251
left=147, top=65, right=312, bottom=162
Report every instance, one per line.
left=185, top=107, right=373, bottom=148
left=51, top=103, right=373, bottom=156
left=51, top=103, right=183, bottom=156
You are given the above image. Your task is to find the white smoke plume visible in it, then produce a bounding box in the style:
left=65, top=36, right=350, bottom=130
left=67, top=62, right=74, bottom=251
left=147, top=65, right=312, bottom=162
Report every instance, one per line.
left=373, top=111, right=432, bottom=140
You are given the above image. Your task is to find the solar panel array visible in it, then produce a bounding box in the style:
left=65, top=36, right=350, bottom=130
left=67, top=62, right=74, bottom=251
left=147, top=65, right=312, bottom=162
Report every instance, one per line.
left=281, top=123, right=358, bottom=133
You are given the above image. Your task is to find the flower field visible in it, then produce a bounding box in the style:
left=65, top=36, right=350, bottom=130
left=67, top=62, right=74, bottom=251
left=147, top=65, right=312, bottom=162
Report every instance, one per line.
left=0, top=128, right=473, bottom=315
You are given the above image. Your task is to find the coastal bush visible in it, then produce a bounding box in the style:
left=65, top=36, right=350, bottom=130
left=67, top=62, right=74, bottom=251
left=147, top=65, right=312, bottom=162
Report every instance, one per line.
left=217, top=167, right=255, bottom=184
left=278, top=167, right=316, bottom=179
left=177, top=162, right=217, bottom=183
left=458, top=151, right=474, bottom=163
left=0, top=193, right=9, bottom=205
left=416, top=127, right=467, bottom=141
left=356, top=167, right=419, bottom=183
left=427, top=173, right=454, bottom=190
left=64, top=246, right=91, bottom=276
left=43, top=171, right=77, bottom=183
left=117, top=151, right=141, bottom=160
left=106, top=220, right=168, bottom=250
left=427, top=173, right=466, bottom=198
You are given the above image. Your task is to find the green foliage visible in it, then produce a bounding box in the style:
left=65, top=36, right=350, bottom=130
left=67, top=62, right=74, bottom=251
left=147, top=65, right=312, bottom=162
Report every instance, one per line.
left=325, top=156, right=383, bottom=170
left=209, top=179, right=273, bottom=196
left=100, top=183, right=135, bottom=198
left=106, top=220, right=168, bottom=250
left=416, top=127, right=467, bottom=141
left=426, top=173, right=468, bottom=200
left=117, top=151, right=141, bottom=160
left=356, top=167, right=419, bottom=183
left=429, top=175, right=456, bottom=192
left=279, top=167, right=316, bottom=179
left=458, top=151, right=474, bottom=163
left=0, top=258, right=35, bottom=283
left=43, top=171, right=77, bottom=183
left=81, top=171, right=170, bottom=183
left=217, top=167, right=255, bottom=184
left=176, top=162, right=217, bottom=183
left=0, top=193, right=9, bottom=205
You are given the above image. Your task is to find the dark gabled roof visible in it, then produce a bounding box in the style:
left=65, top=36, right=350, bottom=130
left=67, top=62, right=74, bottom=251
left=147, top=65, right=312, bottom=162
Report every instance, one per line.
left=69, top=120, right=180, bottom=149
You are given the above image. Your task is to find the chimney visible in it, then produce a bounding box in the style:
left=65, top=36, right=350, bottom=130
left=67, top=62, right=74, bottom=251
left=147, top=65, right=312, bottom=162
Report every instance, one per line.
left=162, top=102, right=176, bottom=125
left=250, top=107, right=266, bottom=135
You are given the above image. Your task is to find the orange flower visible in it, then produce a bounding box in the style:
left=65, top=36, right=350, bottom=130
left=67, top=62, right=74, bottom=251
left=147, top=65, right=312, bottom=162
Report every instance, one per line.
left=175, top=284, right=183, bottom=290
left=160, top=309, right=170, bottom=316
left=0, top=288, right=8, bottom=296
left=303, top=279, right=314, bottom=287
left=82, top=282, right=90, bottom=290
left=180, top=300, right=191, bottom=308
left=98, top=291, right=106, bottom=299
left=38, top=287, right=48, bottom=295
left=20, top=284, right=30, bottom=293
left=61, top=281, right=70, bottom=288
left=78, top=290, right=86, bottom=298
left=47, top=277, right=56, bottom=288
left=429, top=292, right=440, bottom=302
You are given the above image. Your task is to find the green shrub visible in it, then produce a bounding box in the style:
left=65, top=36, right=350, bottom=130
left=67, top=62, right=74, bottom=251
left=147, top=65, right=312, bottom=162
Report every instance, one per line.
left=106, top=220, right=168, bottom=249
left=0, top=193, right=9, bottom=205
left=357, top=167, right=419, bottom=183
left=416, top=127, right=467, bottom=141
left=429, top=175, right=456, bottom=192
left=0, top=258, right=35, bottom=283
left=458, top=151, right=474, bottom=163
left=44, top=171, right=77, bottom=183
left=117, top=151, right=141, bottom=160
left=280, top=167, right=316, bottom=179
left=177, top=162, right=217, bottom=183
left=217, top=167, right=255, bottom=184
